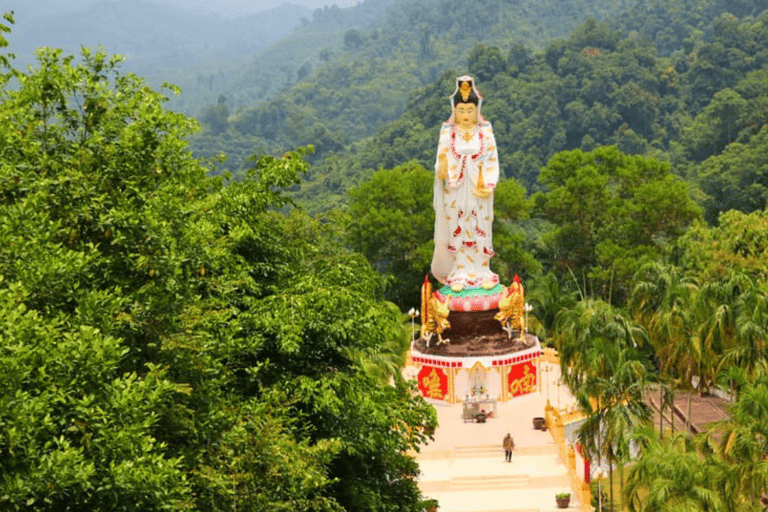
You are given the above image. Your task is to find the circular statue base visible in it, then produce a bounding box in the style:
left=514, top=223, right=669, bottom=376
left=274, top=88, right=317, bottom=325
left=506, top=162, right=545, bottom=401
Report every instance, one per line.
left=413, top=309, right=538, bottom=357
left=411, top=284, right=541, bottom=404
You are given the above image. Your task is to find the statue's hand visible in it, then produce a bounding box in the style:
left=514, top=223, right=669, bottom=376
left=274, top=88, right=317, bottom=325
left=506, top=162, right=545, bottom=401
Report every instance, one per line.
left=438, top=150, right=448, bottom=180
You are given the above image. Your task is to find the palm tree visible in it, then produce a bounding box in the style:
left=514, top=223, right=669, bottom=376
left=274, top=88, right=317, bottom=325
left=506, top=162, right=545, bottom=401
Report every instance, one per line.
left=555, top=298, right=647, bottom=391
left=576, top=339, right=653, bottom=510
left=713, top=377, right=768, bottom=509
left=626, top=428, right=725, bottom=512
left=555, top=299, right=652, bottom=510
left=630, top=261, right=699, bottom=436
left=694, top=274, right=740, bottom=394
left=526, top=271, right=578, bottom=341
left=719, top=271, right=768, bottom=382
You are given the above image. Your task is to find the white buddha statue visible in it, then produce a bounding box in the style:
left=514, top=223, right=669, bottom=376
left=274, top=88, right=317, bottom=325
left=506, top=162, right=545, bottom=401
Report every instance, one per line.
left=431, top=76, right=500, bottom=292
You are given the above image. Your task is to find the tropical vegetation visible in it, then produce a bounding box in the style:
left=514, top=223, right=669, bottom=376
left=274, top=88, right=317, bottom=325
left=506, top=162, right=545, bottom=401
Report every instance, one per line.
left=4, top=0, right=768, bottom=508
left=0, top=12, right=436, bottom=511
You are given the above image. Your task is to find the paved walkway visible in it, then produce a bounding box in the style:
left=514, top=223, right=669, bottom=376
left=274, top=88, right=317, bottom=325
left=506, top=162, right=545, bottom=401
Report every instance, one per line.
left=415, top=363, right=583, bottom=512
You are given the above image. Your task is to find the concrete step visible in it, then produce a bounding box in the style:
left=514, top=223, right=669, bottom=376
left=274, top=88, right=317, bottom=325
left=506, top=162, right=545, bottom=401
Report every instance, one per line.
left=457, top=508, right=578, bottom=512
left=451, top=444, right=559, bottom=458
left=451, top=474, right=530, bottom=491
left=420, top=473, right=571, bottom=493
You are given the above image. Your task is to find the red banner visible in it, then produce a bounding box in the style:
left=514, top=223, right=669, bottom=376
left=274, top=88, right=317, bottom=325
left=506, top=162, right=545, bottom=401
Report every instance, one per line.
left=418, top=366, right=448, bottom=400
left=508, top=361, right=537, bottom=397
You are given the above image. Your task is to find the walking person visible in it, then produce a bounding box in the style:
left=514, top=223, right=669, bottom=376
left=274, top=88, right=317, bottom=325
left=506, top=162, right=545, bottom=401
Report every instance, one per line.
left=503, top=433, right=515, bottom=462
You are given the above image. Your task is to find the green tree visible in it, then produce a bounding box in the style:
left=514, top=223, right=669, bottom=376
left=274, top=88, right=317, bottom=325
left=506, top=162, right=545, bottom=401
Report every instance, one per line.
left=684, top=88, right=749, bottom=163
left=695, top=124, right=768, bottom=223
left=715, top=376, right=768, bottom=507
left=343, top=29, right=363, bottom=49
left=534, top=146, right=702, bottom=303
left=346, top=162, right=434, bottom=309
left=626, top=429, right=726, bottom=512
left=678, top=209, right=768, bottom=283
left=554, top=298, right=652, bottom=510
left=467, top=44, right=507, bottom=84
left=200, top=94, right=230, bottom=135
left=0, top=37, right=437, bottom=512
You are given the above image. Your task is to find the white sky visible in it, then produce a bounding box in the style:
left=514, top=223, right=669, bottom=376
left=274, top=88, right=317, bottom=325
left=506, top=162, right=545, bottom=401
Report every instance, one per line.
left=159, top=0, right=360, bottom=16
left=21, top=0, right=360, bottom=18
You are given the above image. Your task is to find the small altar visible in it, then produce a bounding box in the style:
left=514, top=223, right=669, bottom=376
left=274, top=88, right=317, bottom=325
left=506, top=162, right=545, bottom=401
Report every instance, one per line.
left=412, top=335, right=542, bottom=404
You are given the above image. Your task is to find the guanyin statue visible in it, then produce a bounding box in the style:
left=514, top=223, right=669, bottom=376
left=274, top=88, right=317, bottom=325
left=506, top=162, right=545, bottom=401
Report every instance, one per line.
left=431, top=75, right=500, bottom=292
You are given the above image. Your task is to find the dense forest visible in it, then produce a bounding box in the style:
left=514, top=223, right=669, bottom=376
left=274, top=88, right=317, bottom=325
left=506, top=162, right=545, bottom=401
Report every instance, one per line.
left=190, top=0, right=768, bottom=224
left=0, top=12, right=436, bottom=511
left=4, top=0, right=768, bottom=509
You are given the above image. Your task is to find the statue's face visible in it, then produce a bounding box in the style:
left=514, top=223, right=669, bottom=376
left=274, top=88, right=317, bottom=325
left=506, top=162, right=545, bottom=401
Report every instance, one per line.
left=455, top=103, right=477, bottom=127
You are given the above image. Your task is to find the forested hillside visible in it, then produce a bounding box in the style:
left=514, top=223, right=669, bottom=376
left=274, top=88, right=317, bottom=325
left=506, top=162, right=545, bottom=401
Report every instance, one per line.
left=190, top=0, right=768, bottom=224
left=189, top=0, right=641, bottom=169
left=160, top=0, right=400, bottom=116
left=10, top=1, right=313, bottom=74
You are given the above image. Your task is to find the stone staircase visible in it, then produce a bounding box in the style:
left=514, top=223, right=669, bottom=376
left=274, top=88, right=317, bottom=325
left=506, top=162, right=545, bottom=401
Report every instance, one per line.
left=418, top=442, right=577, bottom=511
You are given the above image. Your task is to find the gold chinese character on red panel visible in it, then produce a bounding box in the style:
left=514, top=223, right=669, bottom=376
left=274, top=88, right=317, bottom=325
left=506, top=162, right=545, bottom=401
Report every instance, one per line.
left=418, top=366, right=448, bottom=400
left=508, top=362, right=536, bottom=397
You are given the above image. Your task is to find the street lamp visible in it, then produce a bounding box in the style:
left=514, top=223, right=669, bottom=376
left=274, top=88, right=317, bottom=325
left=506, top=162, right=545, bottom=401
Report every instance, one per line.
left=523, top=302, right=532, bottom=333
left=542, top=363, right=552, bottom=405
left=592, top=467, right=607, bottom=511
left=408, top=307, right=419, bottom=343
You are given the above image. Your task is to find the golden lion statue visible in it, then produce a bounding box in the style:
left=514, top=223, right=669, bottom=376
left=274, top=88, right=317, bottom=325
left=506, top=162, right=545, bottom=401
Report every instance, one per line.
left=495, top=274, right=524, bottom=337
left=420, top=276, right=450, bottom=346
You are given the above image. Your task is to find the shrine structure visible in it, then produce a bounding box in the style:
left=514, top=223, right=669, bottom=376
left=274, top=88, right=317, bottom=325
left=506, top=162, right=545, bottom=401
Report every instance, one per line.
left=410, top=75, right=541, bottom=405
left=412, top=275, right=542, bottom=404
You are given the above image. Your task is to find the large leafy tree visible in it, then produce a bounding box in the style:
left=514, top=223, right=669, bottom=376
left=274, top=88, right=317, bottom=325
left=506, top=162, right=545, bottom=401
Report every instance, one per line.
left=346, top=162, right=434, bottom=309
left=678, top=208, right=768, bottom=283
left=0, top=21, right=436, bottom=512
left=534, top=145, right=701, bottom=303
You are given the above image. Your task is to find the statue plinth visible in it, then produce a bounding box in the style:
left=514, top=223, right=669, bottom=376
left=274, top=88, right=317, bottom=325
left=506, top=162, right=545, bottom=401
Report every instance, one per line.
left=413, top=277, right=541, bottom=404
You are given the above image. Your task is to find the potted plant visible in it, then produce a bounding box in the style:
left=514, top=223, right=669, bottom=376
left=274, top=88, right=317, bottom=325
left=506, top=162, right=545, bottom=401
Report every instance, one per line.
left=555, top=491, right=571, bottom=508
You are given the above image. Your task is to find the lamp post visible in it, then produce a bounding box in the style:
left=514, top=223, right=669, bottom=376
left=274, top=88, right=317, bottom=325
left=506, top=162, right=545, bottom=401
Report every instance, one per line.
left=542, top=363, right=552, bottom=405
left=408, top=307, right=419, bottom=343
left=523, top=302, right=532, bottom=333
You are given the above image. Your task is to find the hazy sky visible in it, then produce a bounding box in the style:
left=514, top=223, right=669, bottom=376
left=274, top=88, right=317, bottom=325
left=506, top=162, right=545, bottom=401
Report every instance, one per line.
left=27, top=0, right=360, bottom=18
left=159, top=0, right=360, bottom=15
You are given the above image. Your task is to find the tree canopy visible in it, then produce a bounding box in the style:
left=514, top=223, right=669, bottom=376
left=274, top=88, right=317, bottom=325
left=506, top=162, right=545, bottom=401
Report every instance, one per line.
left=0, top=22, right=436, bottom=511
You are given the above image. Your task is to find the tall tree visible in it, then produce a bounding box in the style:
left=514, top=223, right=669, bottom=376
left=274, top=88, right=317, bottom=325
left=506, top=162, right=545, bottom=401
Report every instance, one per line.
left=0, top=36, right=437, bottom=512
left=630, top=261, right=699, bottom=435
left=535, top=146, right=702, bottom=303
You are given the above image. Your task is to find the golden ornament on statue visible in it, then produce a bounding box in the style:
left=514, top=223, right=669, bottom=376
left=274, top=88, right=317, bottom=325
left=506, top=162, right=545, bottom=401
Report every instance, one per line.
left=459, top=81, right=472, bottom=101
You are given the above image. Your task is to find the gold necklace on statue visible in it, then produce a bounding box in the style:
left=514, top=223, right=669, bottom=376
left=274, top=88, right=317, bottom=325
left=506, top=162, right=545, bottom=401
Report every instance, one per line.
left=458, top=125, right=477, bottom=143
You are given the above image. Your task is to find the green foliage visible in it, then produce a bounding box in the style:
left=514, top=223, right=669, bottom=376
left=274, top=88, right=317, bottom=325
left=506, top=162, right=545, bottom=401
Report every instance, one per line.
left=626, top=429, right=727, bottom=512
left=0, top=38, right=436, bottom=512
left=678, top=209, right=768, bottom=282
left=0, top=286, right=188, bottom=511
left=554, top=298, right=653, bottom=510
left=534, top=146, right=702, bottom=303
left=0, top=11, right=15, bottom=83
left=346, top=162, right=434, bottom=308
left=199, top=95, right=230, bottom=136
